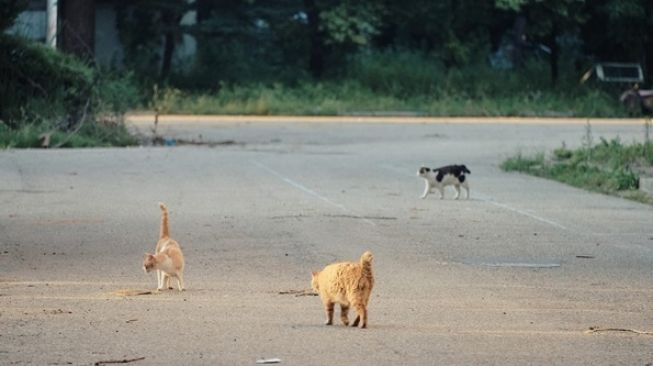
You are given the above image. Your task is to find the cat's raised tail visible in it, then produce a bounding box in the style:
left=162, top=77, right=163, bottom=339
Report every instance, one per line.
left=360, top=251, right=373, bottom=273
left=159, top=202, right=169, bottom=239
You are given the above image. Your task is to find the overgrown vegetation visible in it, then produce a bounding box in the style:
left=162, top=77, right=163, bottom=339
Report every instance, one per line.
left=2, top=0, right=651, bottom=149
left=0, top=35, right=139, bottom=148
left=115, top=0, right=650, bottom=117
left=501, top=126, right=653, bottom=203
left=149, top=52, right=624, bottom=117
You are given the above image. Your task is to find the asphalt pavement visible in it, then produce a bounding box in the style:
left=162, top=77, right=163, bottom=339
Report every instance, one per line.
left=1, top=117, right=652, bottom=365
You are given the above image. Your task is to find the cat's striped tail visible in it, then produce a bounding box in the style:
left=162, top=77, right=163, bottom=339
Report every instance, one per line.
left=159, top=202, right=170, bottom=239
left=360, top=251, right=373, bottom=274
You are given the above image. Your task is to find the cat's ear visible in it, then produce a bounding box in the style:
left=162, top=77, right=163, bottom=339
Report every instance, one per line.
left=311, top=271, right=318, bottom=277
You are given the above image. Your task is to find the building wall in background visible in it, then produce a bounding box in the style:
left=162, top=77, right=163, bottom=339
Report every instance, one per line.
left=8, top=0, right=196, bottom=70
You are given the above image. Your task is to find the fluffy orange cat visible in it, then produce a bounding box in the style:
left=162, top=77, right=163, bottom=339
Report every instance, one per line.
left=143, top=203, right=185, bottom=291
left=311, top=251, right=374, bottom=328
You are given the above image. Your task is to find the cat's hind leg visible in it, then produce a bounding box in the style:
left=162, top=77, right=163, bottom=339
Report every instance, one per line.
left=454, top=184, right=461, bottom=200
left=340, top=304, right=350, bottom=326
left=323, top=301, right=334, bottom=325
left=463, top=181, right=470, bottom=199
left=176, top=272, right=185, bottom=292
left=350, top=296, right=368, bottom=328
left=351, top=302, right=368, bottom=328
left=351, top=315, right=360, bottom=327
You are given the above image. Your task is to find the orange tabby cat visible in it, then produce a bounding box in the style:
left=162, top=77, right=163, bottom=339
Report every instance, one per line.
left=311, top=251, right=374, bottom=328
left=143, top=203, right=185, bottom=291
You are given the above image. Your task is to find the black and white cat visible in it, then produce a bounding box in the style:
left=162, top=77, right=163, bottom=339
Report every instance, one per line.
left=417, top=165, right=470, bottom=199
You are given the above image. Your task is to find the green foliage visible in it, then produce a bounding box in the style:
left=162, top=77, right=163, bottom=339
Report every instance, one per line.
left=0, top=35, right=138, bottom=148
left=0, top=120, right=137, bottom=148
left=345, top=50, right=444, bottom=97
left=148, top=74, right=624, bottom=118
left=96, top=71, right=141, bottom=118
left=320, top=2, right=383, bottom=46
left=553, top=143, right=573, bottom=160
left=583, top=0, right=653, bottom=70
left=500, top=152, right=546, bottom=171
left=502, top=136, right=653, bottom=202
left=496, top=0, right=587, bottom=34
left=160, top=47, right=626, bottom=117
left=495, top=0, right=526, bottom=11
left=378, top=0, right=498, bottom=67
left=345, top=50, right=608, bottom=100
left=115, top=0, right=191, bottom=80
left=104, top=0, right=653, bottom=94
left=0, top=35, right=93, bottom=127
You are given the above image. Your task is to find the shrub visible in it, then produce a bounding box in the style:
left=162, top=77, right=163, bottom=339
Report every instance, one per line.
left=502, top=136, right=653, bottom=202
left=0, top=35, right=139, bottom=148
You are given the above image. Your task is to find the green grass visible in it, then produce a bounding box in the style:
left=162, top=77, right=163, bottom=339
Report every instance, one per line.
left=501, top=137, right=653, bottom=204
left=151, top=52, right=629, bottom=117
left=0, top=120, right=138, bottom=148
left=147, top=81, right=626, bottom=117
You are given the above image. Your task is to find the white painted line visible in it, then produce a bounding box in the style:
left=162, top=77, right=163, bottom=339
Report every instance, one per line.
left=473, top=192, right=567, bottom=230
left=253, top=161, right=376, bottom=226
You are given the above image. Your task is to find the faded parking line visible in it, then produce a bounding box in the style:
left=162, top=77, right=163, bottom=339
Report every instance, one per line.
left=474, top=192, right=567, bottom=230
left=252, top=161, right=376, bottom=226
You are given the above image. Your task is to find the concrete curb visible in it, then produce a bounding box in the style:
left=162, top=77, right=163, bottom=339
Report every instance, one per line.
left=126, top=114, right=651, bottom=125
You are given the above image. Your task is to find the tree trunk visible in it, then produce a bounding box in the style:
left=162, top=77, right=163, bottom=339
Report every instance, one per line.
left=160, top=31, right=176, bottom=80
left=644, top=36, right=653, bottom=85
left=59, top=0, right=95, bottom=61
left=303, top=0, right=325, bottom=79
left=511, top=15, right=527, bottom=68
left=160, top=8, right=182, bottom=81
left=548, top=22, right=559, bottom=85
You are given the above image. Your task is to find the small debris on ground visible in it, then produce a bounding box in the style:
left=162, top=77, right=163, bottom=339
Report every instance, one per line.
left=585, top=326, right=653, bottom=336
left=152, top=136, right=240, bottom=147
left=44, top=309, right=72, bottom=315
left=111, top=289, right=153, bottom=297
left=278, top=289, right=317, bottom=297
left=576, top=255, right=595, bottom=259
left=256, top=358, right=282, bottom=364
left=94, top=356, right=146, bottom=365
